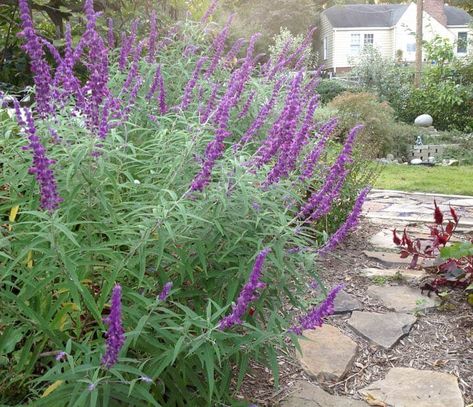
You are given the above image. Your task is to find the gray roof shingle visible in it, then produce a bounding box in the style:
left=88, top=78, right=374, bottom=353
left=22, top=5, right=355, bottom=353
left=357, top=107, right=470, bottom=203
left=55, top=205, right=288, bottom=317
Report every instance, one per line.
left=323, top=4, right=471, bottom=28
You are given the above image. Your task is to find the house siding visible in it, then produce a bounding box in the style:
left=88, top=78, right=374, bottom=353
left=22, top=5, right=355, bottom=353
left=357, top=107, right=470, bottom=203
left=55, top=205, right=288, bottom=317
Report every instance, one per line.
left=332, top=28, right=394, bottom=69
left=318, top=14, right=334, bottom=69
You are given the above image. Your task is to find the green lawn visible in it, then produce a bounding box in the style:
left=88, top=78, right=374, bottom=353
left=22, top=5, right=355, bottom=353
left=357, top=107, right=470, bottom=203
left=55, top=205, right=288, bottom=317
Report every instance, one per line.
left=374, top=165, right=473, bottom=196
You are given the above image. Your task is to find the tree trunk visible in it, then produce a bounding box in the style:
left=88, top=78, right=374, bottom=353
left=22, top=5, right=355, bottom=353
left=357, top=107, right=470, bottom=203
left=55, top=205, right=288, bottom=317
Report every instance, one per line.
left=415, top=0, right=423, bottom=88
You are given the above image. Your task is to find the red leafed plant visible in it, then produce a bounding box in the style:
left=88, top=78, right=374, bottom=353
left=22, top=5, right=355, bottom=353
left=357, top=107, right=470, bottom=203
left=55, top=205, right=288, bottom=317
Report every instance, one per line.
left=393, top=201, right=473, bottom=297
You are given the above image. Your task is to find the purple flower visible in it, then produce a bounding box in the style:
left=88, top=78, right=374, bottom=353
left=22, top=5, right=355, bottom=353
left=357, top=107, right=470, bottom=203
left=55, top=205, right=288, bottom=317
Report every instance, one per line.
left=224, top=38, right=246, bottom=67
left=238, top=90, right=256, bottom=119
left=55, top=351, right=67, bottom=361
left=190, top=128, right=229, bottom=191
left=147, top=11, right=157, bottom=62
left=158, top=282, right=173, bottom=301
left=266, top=38, right=293, bottom=80
left=219, top=248, right=271, bottom=330
left=205, top=14, right=234, bottom=79
left=88, top=383, right=96, bottom=392
left=200, top=82, right=220, bottom=123
left=180, top=57, right=207, bottom=110
left=264, top=93, right=319, bottom=185
left=146, top=65, right=167, bottom=114
left=318, top=187, right=370, bottom=256
left=101, top=284, right=125, bottom=368
left=201, top=0, right=219, bottom=24
left=18, top=0, right=53, bottom=115
left=300, top=118, right=338, bottom=181
left=299, top=124, right=363, bottom=220
left=254, top=71, right=304, bottom=169
left=289, top=284, right=343, bottom=335
left=22, top=108, right=62, bottom=211
left=119, top=20, right=139, bottom=71
left=236, top=79, right=283, bottom=149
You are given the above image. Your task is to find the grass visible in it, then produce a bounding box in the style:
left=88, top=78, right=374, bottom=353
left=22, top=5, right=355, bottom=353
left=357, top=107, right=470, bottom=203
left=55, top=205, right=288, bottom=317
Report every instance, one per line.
left=374, top=164, right=473, bottom=196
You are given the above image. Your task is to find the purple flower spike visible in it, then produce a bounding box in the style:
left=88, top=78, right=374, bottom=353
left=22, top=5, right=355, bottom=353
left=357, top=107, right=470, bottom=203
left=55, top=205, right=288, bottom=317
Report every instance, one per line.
left=201, top=0, right=219, bottom=24
left=219, top=248, right=271, bottom=330
left=318, top=187, right=370, bottom=256
left=205, top=14, right=234, bottom=79
left=289, top=284, right=343, bottom=335
left=18, top=0, right=52, bottom=116
left=22, top=108, right=62, bottom=211
left=180, top=57, right=207, bottom=110
left=147, top=11, right=158, bottom=62
left=102, top=284, right=125, bottom=369
left=299, top=124, right=363, bottom=220
left=238, top=90, right=256, bottom=119
left=158, top=282, right=173, bottom=301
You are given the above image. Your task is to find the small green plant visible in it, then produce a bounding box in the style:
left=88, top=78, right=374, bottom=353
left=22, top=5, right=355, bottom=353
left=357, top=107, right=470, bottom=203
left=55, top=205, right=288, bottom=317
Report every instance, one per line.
left=371, top=276, right=388, bottom=286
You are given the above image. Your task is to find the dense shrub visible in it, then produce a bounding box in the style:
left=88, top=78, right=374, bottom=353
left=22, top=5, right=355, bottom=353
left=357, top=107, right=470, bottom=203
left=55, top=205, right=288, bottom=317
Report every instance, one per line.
left=316, top=79, right=347, bottom=104
left=329, top=91, right=409, bottom=158
left=0, top=1, right=370, bottom=405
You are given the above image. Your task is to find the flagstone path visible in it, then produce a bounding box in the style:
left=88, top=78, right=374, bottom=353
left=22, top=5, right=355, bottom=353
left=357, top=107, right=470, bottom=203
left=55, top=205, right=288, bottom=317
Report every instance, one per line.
left=281, top=189, right=473, bottom=407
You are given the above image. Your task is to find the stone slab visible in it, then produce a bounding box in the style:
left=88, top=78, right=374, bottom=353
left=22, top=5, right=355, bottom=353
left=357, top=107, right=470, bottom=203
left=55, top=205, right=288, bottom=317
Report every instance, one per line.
left=361, top=267, right=427, bottom=282
left=362, top=250, right=413, bottom=266
left=333, top=290, right=364, bottom=314
left=359, top=367, right=464, bottom=407
left=282, top=381, right=368, bottom=407
left=367, top=285, right=439, bottom=313
left=297, top=325, right=358, bottom=382
left=347, top=311, right=416, bottom=349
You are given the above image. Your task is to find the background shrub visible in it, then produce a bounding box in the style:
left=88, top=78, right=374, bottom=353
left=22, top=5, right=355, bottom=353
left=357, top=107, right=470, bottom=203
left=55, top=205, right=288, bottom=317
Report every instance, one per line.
left=316, top=79, right=347, bottom=104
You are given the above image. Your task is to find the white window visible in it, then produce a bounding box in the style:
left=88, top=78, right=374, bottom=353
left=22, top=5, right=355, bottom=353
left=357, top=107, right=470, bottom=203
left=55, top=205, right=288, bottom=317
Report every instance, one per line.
left=350, top=34, right=361, bottom=55
left=407, top=43, right=416, bottom=53
left=457, top=32, right=468, bottom=53
left=364, top=33, right=374, bottom=46
left=323, top=36, right=328, bottom=60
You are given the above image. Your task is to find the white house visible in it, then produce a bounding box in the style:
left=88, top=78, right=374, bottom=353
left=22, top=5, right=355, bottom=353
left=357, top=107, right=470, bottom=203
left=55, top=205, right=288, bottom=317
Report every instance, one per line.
left=318, top=1, right=472, bottom=73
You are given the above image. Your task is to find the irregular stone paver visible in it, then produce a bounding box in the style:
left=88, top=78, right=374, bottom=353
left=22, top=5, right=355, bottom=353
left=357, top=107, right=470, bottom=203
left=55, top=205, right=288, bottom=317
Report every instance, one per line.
left=282, top=381, right=368, bottom=407
left=333, top=290, right=363, bottom=314
left=297, top=325, right=358, bottom=381
left=367, top=285, right=439, bottom=313
left=359, top=367, right=464, bottom=407
left=361, top=267, right=427, bottom=282
left=363, top=250, right=413, bottom=266
left=447, top=198, right=473, bottom=207
left=347, top=311, right=416, bottom=349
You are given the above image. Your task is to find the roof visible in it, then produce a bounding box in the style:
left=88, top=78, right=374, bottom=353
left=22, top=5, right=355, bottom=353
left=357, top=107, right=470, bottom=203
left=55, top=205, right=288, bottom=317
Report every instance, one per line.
left=323, top=4, right=472, bottom=28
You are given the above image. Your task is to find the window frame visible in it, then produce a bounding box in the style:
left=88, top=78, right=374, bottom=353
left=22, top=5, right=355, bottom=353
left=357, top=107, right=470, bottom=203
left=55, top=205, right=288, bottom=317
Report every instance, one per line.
left=457, top=32, right=468, bottom=54
left=364, top=33, right=374, bottom=46
left=350, top=33, right=361, bottom=55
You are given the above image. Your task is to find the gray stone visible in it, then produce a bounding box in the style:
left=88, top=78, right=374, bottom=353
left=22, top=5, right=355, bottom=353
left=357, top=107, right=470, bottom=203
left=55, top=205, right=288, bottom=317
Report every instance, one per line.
left=447, top=159, right=459, bottom=166
left=367, top=285, right=439, bottom=313
left=386, top=153, right=395, bottom=161
left=362, top=250, right=412, bottom=266
left=333, top=290, right=363, bottom=314
left=428, top=156, right=436, bottom=164
left=282, top=381, right=367, bottom=407
left=359, top=367, right=464, bottom=407
left=361, top=267, right=427, bottom=282
left=347, top=311, right=416, bottom=349
left=448, top=198, right=473, bottom=207
left=414, top=114, right=433, bottom=127
left=297, top=325, right=358, bottom=381
left=378, top=158, right=390, bottom=165
left=410, top=158, right=423, bottom=165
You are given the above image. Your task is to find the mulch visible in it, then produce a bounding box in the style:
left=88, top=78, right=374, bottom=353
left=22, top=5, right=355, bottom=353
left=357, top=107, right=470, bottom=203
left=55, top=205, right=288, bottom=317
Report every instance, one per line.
left=235, top=218, right=473, bottom=406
